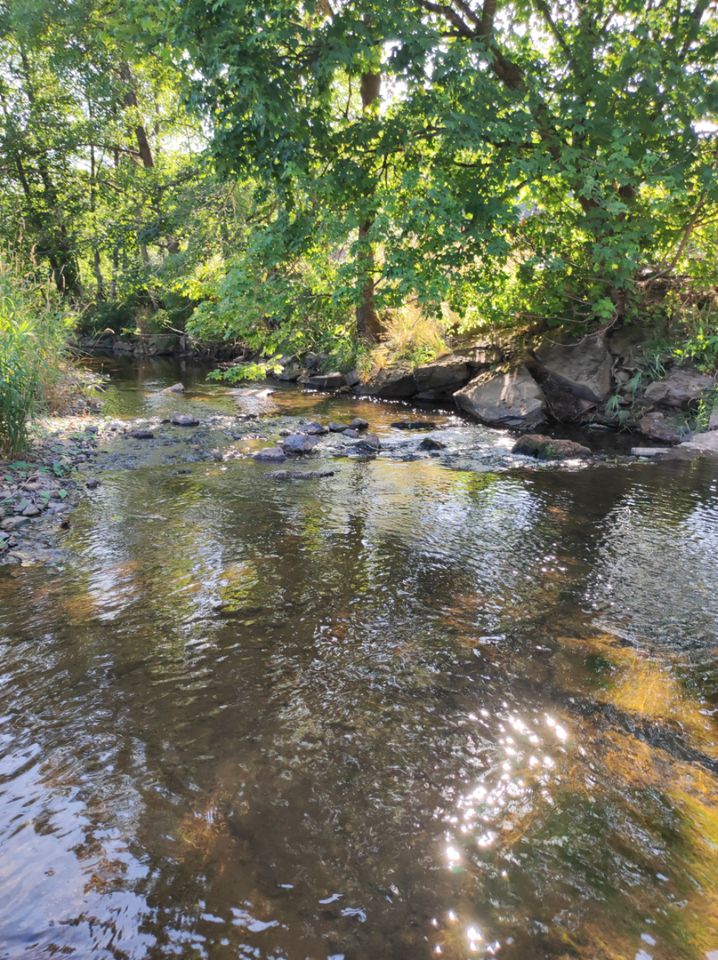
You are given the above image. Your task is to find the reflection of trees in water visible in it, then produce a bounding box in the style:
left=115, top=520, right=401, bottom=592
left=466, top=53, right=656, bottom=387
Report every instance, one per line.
left=1, top=454, right=718, bottom=956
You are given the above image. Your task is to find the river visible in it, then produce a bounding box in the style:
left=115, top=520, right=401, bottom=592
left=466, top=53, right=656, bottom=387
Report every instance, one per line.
left=1, top=358, right=717, bottom=959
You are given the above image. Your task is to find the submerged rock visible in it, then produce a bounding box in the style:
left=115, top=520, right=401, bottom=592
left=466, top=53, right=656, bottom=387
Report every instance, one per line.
left=163, top=382, right=185, bottom=393
left=512, top=434, right=591, bottom=460
left=268, top=469, right=335, bottom=481
left=130, top=429, right=155, bottom=439
left=391, top=420, right=439, bottom=431
left=455, top=366, right=546, bottom=431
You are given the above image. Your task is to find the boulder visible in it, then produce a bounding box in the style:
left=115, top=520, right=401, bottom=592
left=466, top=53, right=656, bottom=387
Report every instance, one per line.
left=302, top=372, right=346, bottom=391
left=676, top=431, right=718, bottom=457
left=328, top=422, right=349, bottom=433
left=253, top=447, right=287, bottom=463
left=454, top=366, right=546, bottom=431
left=512, top=434, right=591, bottom=460
left=163, top=382, right=185, bottom=394
left=281, top=434, right=320, bottom=455
left=638, top=411, right=684, bottom=444
left=360, top=366, right=416, bottom=399
left=413, top=356, right=472, bottom=400
left=643, top=367, right=715, bottom=409
left=535, top=335, right=613, bottom=405
left=276, top=362, right=302, bottom=382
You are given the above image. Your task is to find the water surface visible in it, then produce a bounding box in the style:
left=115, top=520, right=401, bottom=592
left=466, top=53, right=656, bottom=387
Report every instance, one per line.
left=1, top=360, right=717, bottom=959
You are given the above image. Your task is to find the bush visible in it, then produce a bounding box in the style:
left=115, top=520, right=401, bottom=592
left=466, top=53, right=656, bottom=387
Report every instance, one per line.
left=0, top=259, right=74, bottom=455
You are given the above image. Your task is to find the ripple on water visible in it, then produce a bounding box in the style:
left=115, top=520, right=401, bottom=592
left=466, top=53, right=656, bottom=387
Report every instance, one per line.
left=0, top=366, right=717, bottom=958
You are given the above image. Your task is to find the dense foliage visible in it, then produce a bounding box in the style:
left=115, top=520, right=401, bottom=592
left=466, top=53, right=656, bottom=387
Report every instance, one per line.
left=0, top=0, right=716, bottom=371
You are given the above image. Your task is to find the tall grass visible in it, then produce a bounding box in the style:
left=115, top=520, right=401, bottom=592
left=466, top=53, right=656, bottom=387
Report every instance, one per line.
left=0, top=258, right=73, bottom=456
left=368, top=302, right=449, bottom=372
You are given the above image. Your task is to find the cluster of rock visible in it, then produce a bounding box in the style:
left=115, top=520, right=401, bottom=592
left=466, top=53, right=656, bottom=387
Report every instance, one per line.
left=274, top=334, right=716, bottom=445
left=253, top=418, right=377, bottom=463
left=0, top=425, right=99, bottom=563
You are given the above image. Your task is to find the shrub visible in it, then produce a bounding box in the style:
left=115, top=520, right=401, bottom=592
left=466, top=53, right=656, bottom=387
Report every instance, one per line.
left=0, top=259, right=74, bottom=455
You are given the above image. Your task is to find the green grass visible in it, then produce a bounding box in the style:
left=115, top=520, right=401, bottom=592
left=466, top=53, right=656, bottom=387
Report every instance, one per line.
left=0, top=259, right=73, bottom=455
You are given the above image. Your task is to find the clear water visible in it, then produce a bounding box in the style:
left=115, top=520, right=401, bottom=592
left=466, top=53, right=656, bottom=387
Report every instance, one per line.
left=1, top=359, right=717, bottom=960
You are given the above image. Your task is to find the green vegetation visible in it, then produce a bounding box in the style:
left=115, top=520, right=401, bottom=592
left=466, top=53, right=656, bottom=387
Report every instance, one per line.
left=0, top=0, right=716, bottom=436
left=0, top=258, right=73, bottom=454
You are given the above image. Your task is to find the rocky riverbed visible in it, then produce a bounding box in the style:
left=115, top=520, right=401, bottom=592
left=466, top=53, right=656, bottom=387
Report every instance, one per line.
left=2, top=361, right=715, bottom=568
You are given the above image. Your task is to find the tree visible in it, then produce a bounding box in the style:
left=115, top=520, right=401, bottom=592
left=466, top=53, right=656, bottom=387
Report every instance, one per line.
left=171, top=0, right=717, bottom=340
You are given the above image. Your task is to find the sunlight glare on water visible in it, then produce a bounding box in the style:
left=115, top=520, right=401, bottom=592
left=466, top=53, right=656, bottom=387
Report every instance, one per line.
left=0, top=360, right=717, bottom=959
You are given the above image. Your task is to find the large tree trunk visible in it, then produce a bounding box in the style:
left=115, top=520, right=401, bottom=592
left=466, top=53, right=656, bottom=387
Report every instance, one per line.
left=355, top=71, right=382, bottom=343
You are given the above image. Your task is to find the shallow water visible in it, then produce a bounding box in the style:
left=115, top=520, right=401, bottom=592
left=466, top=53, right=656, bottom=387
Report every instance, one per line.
left=1, top=360, right=717, bottom=960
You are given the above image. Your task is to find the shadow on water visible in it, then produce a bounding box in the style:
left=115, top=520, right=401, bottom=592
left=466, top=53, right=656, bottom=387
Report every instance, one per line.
left=0, top=360, right=717, bottom=959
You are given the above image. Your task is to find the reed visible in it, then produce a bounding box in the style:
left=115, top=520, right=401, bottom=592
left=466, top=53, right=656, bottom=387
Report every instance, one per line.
left=0, top=258, right=72, bottom=455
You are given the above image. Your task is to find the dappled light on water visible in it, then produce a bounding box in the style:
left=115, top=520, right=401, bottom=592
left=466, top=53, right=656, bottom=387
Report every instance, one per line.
left=0, top=362, right=717, bottom=958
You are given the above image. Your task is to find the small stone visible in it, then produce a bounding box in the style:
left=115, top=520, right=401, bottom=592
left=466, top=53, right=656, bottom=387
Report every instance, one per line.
left=86, top=478, right=100, bottom=489
left=419, top=437, right=446, bottom=451
left=349, top=418, right=369, bottom=431
left=1, top=516, right=29, bottom=532
left=353, top=433, right=381, bottom=454
left=253, top=447, right=287, bottom=463
left=130, top=429, right=155, bottom=440
left=22, top=505, right=42, bottom=517
left=171, top=413, right=200, bottom=427
left=304, top=422, right=329, bottom=435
